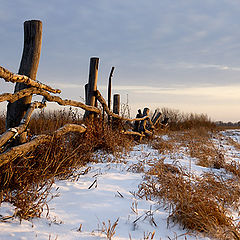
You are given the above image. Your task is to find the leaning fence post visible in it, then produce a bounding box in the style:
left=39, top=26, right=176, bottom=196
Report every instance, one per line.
left=107, top=67, right=115, bottom=123
left=6, top=20, right=42, bottom=143
left=84, top=57, right=99, bottom=120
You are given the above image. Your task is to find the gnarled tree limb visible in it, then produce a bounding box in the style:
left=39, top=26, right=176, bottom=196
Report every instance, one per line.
left=0, top=87, right=101, bottom=114
left=0, top=124, right=87, bottom=167
left=0, top=65, right=61, bottom=94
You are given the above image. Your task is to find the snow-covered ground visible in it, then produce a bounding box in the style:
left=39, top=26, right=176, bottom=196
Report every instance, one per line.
left=0, top=129, right=239, bottom=240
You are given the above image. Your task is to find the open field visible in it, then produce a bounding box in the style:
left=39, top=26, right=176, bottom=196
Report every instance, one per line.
left=0, top=110, right=239, bottom=239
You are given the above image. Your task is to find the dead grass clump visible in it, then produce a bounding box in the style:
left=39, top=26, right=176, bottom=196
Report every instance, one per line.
left=159, top=108, right=216, bottom=131
left=0, top=132, right=92, bottom=219
left=138, top=159, right=240, bottom=239
left=227, top=138, right=240, bottom=151
left=0, top=113, right=133, bottom=220
left=84, top=119, right=133, bottom=155
left=28, top=108, right=83, bottom=135
left=172, top=128, right=225, bottom=169
left=151, top=136, right=175, bottom=154
left=224, top=161, right=240, bottom=179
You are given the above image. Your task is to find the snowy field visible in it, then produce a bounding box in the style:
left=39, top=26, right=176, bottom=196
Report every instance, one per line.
left=0, top=129, right=239, bottom=240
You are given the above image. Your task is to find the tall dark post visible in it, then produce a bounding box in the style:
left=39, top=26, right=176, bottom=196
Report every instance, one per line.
left=6, top=20, right=42, bottom=143
left=113, top=94, right=120, bottom=115
left=107, top=67, right=114, bottom=123
left=84, top=57, right=99, bottom=120
left=112, top=94, right=120, bottom=129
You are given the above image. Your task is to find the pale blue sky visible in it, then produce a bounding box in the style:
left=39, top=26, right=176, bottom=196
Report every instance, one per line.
left=1, top=0, right=240, bottom=121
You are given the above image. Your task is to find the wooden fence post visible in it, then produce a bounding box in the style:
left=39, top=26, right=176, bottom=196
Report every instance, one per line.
left=6, top=20, right=42, bottom=143
left=112, top=94, right=120, bottom=128
left=107, top=67, right=115, bottom=123
left=113, top=94, right=120, bottom=115
left=84, top=57, right=99, bottom=120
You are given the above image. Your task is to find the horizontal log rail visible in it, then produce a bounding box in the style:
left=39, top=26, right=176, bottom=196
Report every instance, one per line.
left=0, top=65, right=61, bottom=94
left=0, top=87, right=101, bottom=114
left=0, top=63, right=169, bottom=167
left=0, top=123, right=87, bottom=167
left=95, top=90, right=153, bottom=123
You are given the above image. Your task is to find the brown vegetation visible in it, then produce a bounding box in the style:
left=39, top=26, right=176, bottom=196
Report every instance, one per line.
left=157, top=108, right=215, bottom=131
left=138, top=159, right=240, bottom=239
left=0, top=110, right=133, bottom=220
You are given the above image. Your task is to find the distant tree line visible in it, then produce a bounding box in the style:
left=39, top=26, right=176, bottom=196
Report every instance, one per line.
left=215, top=121, right=240, bottom=127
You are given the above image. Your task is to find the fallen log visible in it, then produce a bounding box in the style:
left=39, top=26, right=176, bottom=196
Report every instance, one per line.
left=0, top=101, right=45, bottom=148
left=0, top=124, right=87, bottom=167
left=0, top=65, right=61, bottom=94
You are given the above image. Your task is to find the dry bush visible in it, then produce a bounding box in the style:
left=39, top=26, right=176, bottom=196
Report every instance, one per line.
left=151, top=136, right=175, bottom=154
left=0, top=111, right=133, bottom=220
left=158, top=108, right=215, bottom=131
left=138, top=159, right=240, bottom=239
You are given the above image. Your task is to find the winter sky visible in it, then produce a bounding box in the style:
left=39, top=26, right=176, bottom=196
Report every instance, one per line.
left=0, top=0, right=240, bottom=121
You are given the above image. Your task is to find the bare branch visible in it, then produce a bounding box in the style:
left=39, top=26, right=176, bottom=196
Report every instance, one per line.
left=0, top=87, right=101, bottom=114
left=0, top=65, right=61, bottom=94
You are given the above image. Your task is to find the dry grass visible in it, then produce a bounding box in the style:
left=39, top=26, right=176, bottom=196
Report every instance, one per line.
left=145, top=125, right=240, bottom=239
left=227, top=138, right=240, bottom=151
left=156, top=108, right=216, bottom=131
left=138, top=159, right=240, bottom=239
left=181, top=128, right=225, bottom=168
left=152, top=127, right=225, bottom=169
left=0, top=110, right=133, bottom=220
left=28, top=108, right=83, bottom=135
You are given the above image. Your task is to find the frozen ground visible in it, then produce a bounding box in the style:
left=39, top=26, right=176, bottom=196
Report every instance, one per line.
left=0, top=129, right=239, bottom=240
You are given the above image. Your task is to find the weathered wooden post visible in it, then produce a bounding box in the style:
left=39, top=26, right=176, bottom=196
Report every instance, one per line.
left=113, top=94, right=120, bottom=115
left=6, top=20, right=42, bottom=143
left=107, top=67, right=115, bottom=123
left=84, top=57, right=99, bottom=120
left=112, top=94, right=120, bottom=128
left=152, top=112, right=162, bottom=126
